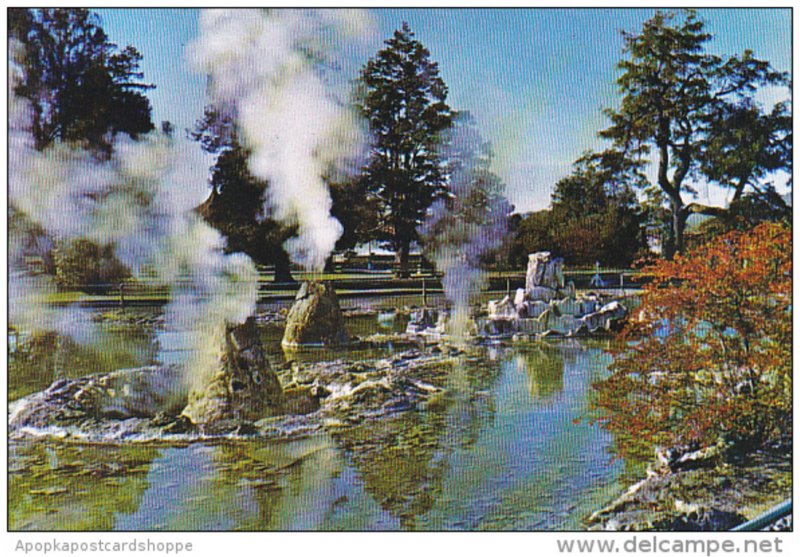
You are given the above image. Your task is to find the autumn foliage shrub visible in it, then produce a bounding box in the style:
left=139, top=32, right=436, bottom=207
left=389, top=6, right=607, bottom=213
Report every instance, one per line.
left=592, top=222, right=791, bottom=459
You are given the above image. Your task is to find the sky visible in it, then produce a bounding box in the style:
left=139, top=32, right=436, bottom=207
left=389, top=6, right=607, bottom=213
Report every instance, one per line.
left=96, top=7, right=792, bottom=214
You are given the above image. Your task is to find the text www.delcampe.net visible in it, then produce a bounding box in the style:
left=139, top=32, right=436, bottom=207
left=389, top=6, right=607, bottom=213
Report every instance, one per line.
left=556, top=536, right=785, bottom=555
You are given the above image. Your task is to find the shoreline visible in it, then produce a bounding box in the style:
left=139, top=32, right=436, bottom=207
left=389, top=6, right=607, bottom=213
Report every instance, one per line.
left=585, top=444, right=792, bottom=531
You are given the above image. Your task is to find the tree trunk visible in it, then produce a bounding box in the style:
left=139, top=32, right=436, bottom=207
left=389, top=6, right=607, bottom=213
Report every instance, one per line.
left=667, top=205, right=689, bottom=259
left=273, top=250, right=295, bottom=284
left=394, top=241, right=411, bottom=278
left=323, top=255, right=336, bottom=274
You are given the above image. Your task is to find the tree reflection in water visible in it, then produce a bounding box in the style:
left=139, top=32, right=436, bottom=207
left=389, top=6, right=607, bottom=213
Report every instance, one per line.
left=9, top=323, right=159, bottom=401
left=9, top=441, right=158, bottom=530
left=330, top=353, right=502, bottom=530
left=520, top=345, right=566, bottom=402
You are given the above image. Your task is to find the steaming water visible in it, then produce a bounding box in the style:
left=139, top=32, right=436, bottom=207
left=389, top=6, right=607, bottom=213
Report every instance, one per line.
left=421, top=118, right=513, bottom=342
left=8, top=308, right=631, bottom=531
left=8, top=40, right=259, bottom=392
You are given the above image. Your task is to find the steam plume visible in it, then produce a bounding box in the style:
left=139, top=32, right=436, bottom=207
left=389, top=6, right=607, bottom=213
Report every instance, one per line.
left=8, top=41, right=258, bottom=384
left=421, top=116, right=513, bottom=340
left=191, top=8, right=371, bottom=271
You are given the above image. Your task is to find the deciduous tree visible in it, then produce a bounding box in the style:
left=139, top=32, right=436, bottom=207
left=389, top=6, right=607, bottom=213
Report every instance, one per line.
left=9, top=8, right=155, bottom=290
left=509, top=155, right=647, bottom=268
left=599, top=10, right=788, bottom=258
left=592, top=222, right=791, bottom=459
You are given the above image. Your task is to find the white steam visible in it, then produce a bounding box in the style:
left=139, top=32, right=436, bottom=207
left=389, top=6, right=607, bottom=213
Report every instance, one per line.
left=8, top=41, right=258, bottom=384
left=191, top=8, right=371, bottom=271
left=421, top=118, right=512, bottom=340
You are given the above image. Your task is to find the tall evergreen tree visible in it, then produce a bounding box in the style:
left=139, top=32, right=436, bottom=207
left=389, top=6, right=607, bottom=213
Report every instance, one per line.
left=358, top=23, right=453, bottom=276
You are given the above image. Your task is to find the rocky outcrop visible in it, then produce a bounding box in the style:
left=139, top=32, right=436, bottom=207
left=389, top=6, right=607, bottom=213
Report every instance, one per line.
left=525, top=251, right=565, bottom=301
left=586, top=445, right=791, bottom=531
left=182, top=317, right=285, bottom=427
left=282, top=281, right=351, bottom=347
left=9, top=364, right=186, bottom=429
left=481, top=252, right=628, bottom=340
left=10, top=317, right=287, bottom=433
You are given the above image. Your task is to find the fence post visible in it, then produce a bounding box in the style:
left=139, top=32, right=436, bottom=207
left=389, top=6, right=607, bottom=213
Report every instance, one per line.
left=422, top=277, right=427, bottom=307
left=119, top=283, right=126, bottom=311
left=506, top=277, right=510, bottom=297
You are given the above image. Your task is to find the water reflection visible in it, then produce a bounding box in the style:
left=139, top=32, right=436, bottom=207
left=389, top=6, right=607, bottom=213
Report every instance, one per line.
left=331, top=412, right=449, bottom=530
left=9, top=327, right=158, bottom=401
left=8, top=308, right=627, bottom=531
left=9, top=441, right=158, bottom=530
left=112, top=437, right=373, bottom=531
left=327, top=355, right=502, bottom=530
left=519, top=345, right=565, bottom=401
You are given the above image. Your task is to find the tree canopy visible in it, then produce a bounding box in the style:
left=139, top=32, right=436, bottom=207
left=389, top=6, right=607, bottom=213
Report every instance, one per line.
left=509, top=154, right=647, bottom=268
left=10, top=8, right=155, bottom=154
left=358, top=22, right=453, bottom=276
left=9, top=8, right=156, bottom=291
left=598, top=9, right=789, bottom=258
left=193, top=131, right=297, bottom=283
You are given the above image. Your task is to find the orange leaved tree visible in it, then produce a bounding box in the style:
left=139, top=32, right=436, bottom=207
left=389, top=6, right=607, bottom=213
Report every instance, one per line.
left=592, top=222, right=791, bottom=459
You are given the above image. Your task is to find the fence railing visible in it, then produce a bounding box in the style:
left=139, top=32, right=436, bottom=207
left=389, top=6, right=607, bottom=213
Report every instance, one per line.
left=730, top=499, right=792, bottom=532
left=44, top=267, right=643, bottom=307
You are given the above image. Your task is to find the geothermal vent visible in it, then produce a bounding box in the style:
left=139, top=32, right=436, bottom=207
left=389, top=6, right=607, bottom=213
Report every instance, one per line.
left=282, top=281, right=350, bottom=347
left=183, top=317, right=285, bottom=427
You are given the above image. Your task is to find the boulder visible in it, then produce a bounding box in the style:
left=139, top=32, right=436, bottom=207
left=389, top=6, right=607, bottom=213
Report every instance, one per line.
left=525, top=252, right=564, bottom=300
left=282, top=281, right=351, bottom=347
left=75, top=365, right=187, bottom=419
left=183, top=317, right=285, bottom=426
left=488, top=296, right=516, bottom=320
left=580, top=300, right=627, bottom=332
left=655, top=443, right=726, bottom=473
left=513, top=288, right=527, bottom=309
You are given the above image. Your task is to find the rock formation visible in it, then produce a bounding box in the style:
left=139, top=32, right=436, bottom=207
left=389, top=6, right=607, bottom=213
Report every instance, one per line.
left=10, top=318, right=287, bottom=432
left=481, top=252, right=628, bottom=339
left=9, top=365, right=185, bottom=429
left=525, top=251, right=565, bottom=301
left=282, top=281, right=351, bottom=347
left=183, top=317, right=285, bottom=427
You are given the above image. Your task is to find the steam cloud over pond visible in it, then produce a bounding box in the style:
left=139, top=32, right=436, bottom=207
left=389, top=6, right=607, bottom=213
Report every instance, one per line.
left=8, top=39, right=258, bottom=387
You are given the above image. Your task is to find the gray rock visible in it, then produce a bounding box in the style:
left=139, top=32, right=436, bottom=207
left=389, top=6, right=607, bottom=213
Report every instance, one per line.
left=525, top=252, right=564, bottom=300
left=183, top=317, right=285, bottom=427
left=9, top=364, right=186, bottom=429
left=654, top=508, right=746, bottom=531
left=282, top=281, right=351, bottom=347
left=655, top=443, right=725, bottom=472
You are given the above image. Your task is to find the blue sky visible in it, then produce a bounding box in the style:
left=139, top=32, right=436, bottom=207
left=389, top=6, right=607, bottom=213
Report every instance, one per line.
left=96, top=8, right=791, bottom=213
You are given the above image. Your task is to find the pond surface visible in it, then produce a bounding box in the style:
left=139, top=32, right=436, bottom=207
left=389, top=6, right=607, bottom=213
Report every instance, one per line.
left=8, top=305, right=633, bottom=531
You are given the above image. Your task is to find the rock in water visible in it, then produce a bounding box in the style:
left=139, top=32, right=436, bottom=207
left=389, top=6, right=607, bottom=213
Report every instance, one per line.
left=525, top=251, right=565, bottom=301
left=282, top=281, right=351, bottom=347
left=182, top=317, right=284, bottom=426
left=9, top=365, right=186, bottom=429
